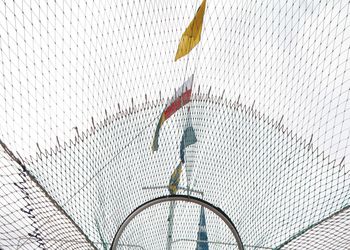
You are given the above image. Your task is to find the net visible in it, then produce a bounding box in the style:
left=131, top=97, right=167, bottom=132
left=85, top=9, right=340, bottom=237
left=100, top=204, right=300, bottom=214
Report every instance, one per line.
left=0, top=142, right=95, bottom=249
left=0, top=0, right=349, bottom=249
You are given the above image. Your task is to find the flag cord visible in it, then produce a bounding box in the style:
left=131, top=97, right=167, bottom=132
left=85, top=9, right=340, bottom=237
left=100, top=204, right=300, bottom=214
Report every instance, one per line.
left=184, top=0, right=202, bottom=199
left=166, top=1, right=203, bottom=248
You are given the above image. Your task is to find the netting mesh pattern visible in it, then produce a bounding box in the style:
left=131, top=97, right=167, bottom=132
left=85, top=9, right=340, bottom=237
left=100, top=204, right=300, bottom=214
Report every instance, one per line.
left=0, top=146, right=95, bottom=249
left=118, top=201, right=238, bottom=250
left=281, top=206, right=350, bottom=249
left=0, top=0, right=349, bottom=249
left=18, top=96, right=350, bottom=249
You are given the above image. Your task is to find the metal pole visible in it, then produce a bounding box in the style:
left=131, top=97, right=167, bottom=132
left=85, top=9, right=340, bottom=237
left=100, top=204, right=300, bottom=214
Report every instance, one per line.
left=166, top=201, right=176, bottom=250
left=142, top=185, right=203, bottom=196
left=142, top=184, right=204, bottom=249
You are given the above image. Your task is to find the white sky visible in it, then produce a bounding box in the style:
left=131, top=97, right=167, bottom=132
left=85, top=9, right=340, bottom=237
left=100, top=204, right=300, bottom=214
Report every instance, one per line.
left=0, top=0, right=348, bottom=170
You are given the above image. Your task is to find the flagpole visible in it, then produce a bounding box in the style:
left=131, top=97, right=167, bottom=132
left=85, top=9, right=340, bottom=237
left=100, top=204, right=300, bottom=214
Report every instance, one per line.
left=142, top=185, right=204, bottom=250
left=189, top=0, right=207, bottom=196
left=180, top=0, right=201, bottom=133
left=165, top=1, right=205, bottom=247
left=166, top=201, right=176, bottom=250
left=182, top=0, right=205, bottom=199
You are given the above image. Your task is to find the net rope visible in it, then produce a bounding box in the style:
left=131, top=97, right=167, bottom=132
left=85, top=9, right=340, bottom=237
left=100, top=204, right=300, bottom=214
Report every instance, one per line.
left=0, top=0, right=349, bottom=249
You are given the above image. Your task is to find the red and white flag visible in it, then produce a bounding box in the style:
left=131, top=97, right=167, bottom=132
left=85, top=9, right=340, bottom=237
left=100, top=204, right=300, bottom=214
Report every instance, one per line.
left=152, top=75, right=194, bottom=151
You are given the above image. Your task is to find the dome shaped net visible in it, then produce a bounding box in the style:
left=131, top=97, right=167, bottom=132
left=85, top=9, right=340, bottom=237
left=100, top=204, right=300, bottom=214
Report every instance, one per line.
left=0, top=0, right=349, bottom=249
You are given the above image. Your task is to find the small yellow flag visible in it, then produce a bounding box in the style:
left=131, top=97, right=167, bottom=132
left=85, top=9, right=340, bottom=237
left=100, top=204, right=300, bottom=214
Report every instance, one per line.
left=175, top=0, right=206, bottom=61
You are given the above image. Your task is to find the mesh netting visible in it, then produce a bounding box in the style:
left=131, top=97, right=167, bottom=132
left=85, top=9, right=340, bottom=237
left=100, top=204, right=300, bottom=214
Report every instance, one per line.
left=0, top=0, right=349, bottom=249
left=118, top=201, right=238, bottom=250
left=0, top=144, right=95, bottom=249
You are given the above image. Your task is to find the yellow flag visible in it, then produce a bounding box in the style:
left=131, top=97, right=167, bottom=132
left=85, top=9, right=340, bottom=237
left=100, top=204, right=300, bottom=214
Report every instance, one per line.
left=168, top=162, right=183, bottom=194
left=175, top=0, right=206, bottom=61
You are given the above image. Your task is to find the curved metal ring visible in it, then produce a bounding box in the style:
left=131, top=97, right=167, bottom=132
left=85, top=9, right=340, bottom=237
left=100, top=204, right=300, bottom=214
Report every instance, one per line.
left=110, top=195, right=244, bottom=250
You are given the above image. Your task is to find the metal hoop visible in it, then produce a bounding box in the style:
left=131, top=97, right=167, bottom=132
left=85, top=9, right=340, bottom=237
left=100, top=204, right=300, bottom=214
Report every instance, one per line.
left=111, top=195, right=244, bottom=250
